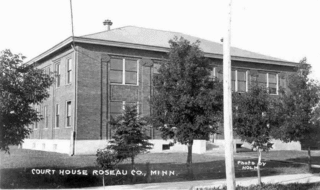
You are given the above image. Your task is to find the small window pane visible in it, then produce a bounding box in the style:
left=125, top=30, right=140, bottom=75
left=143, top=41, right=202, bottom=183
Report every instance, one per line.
left=258, top=72, right=267, bottom=87
left=110, top=59, right=123, bottom=70
left=67, top=102, right=71, bottom=126
left=269, top=73, right=277, bottom=83
left=269, top=83, right=277, bottom=94
left=67, top=103, right=71, bottom=116
left=231, top=70, right=235, bottom=80
left=217, top=73, right=223, bottom=81
left=258, top=72, right=267, bottom=82
left=68, top=59, right=72, bottom=71
left=125, top=59, right=137, bottom=71
left=56, top=104, right=59, bottom=128
left=238, top=71, right=246, bottom=81
left=125, top=71, right=137, bottom=84
left=238, top=81, right=246, bottom=92
left=110, top=70, right=123, bottom=83
left=110, top=102, right=123, bottom=114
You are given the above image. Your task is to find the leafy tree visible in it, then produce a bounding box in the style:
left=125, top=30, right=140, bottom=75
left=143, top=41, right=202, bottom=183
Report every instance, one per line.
left=0, top=49, right=54, bottom=153
left=107, top=104, right=153, bottom=171
left=233, top=84, right=281, bottom=185
left=151, top=37, right=223, bottom=178
left=272, top=58, right=320, bottom=170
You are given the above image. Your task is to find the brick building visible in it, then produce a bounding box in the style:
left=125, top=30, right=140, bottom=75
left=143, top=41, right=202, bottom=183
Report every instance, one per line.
left=22, top=24, right=300, bottom=155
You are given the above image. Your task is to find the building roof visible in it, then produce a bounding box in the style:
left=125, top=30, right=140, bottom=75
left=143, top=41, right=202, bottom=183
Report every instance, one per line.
left=27, top=26, right=297, bottom=66
left=83, top=26, right=287, bottom=63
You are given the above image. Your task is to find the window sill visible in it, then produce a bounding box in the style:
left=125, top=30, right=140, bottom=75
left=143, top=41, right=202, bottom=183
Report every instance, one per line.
left=110, top=83, right=139, bottom=87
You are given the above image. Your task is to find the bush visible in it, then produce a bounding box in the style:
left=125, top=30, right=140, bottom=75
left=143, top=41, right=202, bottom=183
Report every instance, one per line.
left=96, top=148, right=121, bottom=170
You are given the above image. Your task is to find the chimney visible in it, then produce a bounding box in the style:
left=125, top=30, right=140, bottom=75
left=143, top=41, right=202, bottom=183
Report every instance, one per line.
left=103, top=19, right=113, bottom=31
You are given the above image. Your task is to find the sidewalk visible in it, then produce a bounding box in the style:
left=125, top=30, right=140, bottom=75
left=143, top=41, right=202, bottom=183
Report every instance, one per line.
left=90, top=173, right=320, bottom=190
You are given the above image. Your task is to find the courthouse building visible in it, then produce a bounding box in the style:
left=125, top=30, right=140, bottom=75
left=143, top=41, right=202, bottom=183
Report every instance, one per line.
left=22, top=22, right=301, bottom=155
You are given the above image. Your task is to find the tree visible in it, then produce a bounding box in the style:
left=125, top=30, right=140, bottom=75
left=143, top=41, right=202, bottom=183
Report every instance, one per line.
left=272, top=58, right=320, bottom=170
left=233, top=84, right=281, bottom=185
left=0, top=49, right=54, bottom=153
left=151, top=37, right=223, bottom=178
left=107, top=104, right=153, bottom=171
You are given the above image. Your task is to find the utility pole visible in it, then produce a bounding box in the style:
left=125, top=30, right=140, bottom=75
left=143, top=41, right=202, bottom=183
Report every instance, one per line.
left=223, top=0, right=236, bottom=189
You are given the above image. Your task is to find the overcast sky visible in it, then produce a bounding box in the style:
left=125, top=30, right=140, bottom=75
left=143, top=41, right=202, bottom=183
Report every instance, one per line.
left=1, top=0, right=319, bottom=80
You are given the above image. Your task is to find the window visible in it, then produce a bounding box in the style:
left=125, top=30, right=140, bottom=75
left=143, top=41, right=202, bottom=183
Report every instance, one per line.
left=213, top=68, right=248, bottom=92
left=35, top=107, right=38, bottom=129
left=110, top=101, right=139, bottom=118
left=55, top=64, right=60, bottom=87
left=43, top=67, right=50, bottom=75
left=257, top=72, right=278, bottom=94
left=231, top=70, right=236, bottom=91
left=44, top=106, right=48, bottom=128
left=67, top=59, right=72, bottom=84
left=55, top=104, right=60, bottom=128
left=125, top=59, right=138, bottom=84
left=237, top=70, right=247, bottom=92
left=268, top=73, right=278, bottom=94
left=66, top=101, right=71, bottom=127
left=110, top=58, right=138, bottom=85
left=211, top=67, right=223, bottom=81
left=110, top=101, right=123, bottom=118
left=258, top=72, right=267, bottom=87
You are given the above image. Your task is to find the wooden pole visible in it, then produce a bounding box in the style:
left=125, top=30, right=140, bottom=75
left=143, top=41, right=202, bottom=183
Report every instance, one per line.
left=223, top=0, right=236, bottom=189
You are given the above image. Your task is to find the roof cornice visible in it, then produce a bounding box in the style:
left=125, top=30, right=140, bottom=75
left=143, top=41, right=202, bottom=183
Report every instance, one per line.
left=26, top=37, right=73, bottom=65
left=26, top=36, right=298, bottom=67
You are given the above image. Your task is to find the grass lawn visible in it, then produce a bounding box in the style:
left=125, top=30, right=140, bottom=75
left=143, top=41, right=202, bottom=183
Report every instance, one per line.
left=237, top=150, right=320, bottom=165
left=217, top=183, right=320, bottom=190
left=1, top=146, right=319, bottom=189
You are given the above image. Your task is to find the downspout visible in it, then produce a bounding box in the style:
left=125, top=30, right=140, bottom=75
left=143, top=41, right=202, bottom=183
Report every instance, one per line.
left=70, top=44, right=77, bottom=156
left=150, top=66, right=153, bottom=139
left=52, top=64, right=55, bottom=140
left=100, top=55, right=103, bottom=140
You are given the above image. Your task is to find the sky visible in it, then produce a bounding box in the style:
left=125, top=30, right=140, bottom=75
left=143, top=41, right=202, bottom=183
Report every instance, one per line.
left=1, top=0, right=319, bottom=81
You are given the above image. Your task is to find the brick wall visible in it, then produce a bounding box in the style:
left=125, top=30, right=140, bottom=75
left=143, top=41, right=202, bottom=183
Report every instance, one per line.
left=76, top=44, right=167, bottom=140
left=30, top=48, right=75, bottom=140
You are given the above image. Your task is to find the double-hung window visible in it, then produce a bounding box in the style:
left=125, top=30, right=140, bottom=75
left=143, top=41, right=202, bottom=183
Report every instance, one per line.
left=55, top=104, right=60, bottom=128
left=268, top=73, right=278, bottom=95
left=257, top=72, right=278, bottom=94
left=67, top=59, right=72, bottom=84
left=35, top=107, right=38, bottom=129
left=66, top=101, right=72, bottom=127
left=231, top=70, right=236, bottom=91
left=213, top=67, right=248, bottom=92
left=237, top=70, right=247, bottom=92
left=55, top=64, right=60, bottom=87
left=110, top=58, right=138, bottom=85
